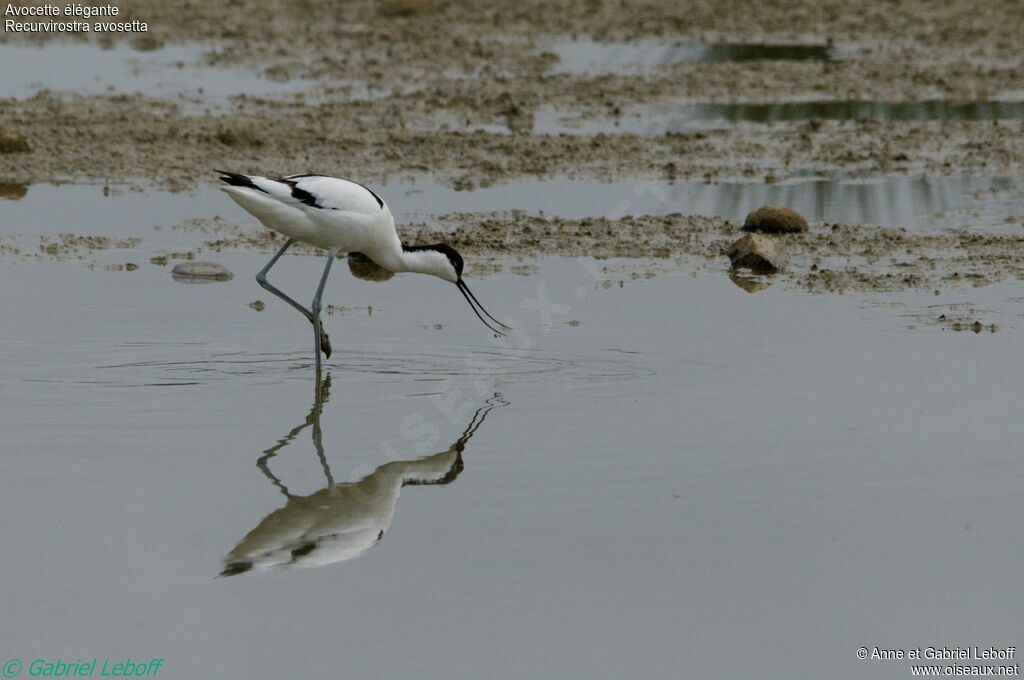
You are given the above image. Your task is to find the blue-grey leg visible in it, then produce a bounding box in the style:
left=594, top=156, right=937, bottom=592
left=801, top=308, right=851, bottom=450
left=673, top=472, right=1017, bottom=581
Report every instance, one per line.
left=311, top=248, right=338, bottom=378
left=256, top=238, right=332, bottom=358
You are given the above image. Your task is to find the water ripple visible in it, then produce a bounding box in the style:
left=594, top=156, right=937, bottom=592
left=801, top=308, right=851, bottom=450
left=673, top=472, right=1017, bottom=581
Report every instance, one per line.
left=89, top=346, right=657, bottom=388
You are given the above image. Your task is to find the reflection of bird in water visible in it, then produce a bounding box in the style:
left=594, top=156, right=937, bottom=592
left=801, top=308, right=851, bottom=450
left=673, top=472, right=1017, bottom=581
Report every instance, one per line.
left=221, top=380, right=506, bottom=576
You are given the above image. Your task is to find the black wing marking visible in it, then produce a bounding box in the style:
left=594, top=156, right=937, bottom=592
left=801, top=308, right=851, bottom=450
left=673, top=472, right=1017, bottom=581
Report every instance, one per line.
left=279, top=174, right=384, bottom=210
left=289, top=184, right=321, bottom=208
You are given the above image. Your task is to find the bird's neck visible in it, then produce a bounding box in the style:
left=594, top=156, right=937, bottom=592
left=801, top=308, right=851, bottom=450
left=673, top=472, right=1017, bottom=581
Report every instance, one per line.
left=377, top=242, right=450, bottom=280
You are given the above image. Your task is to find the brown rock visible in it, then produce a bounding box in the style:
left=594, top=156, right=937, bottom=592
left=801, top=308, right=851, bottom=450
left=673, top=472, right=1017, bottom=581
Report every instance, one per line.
left=378, top=0, right=432, bottom=16
left=0, top=182, right=28, bottom=200
left=171, top=261, right=234, bottom=283
left=0, top=132, right=32, bottom=154
left=742, top=205, right=808, bottom=234
left=727, top=233, right=787, bottom=273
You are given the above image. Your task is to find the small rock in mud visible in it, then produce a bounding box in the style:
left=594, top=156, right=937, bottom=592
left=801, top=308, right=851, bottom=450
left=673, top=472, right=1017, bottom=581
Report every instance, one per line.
left=214, top=128, right=263, bottom=148
left=0, top=132, right=32, bottom=154
left=0, top=182, right=28, bottom=200
left=727, top=233, right=787, bottom=273
left=249, top=300, right=266, bottom=311
left=347, top=252, right=394, bottom=281
left=936, top=314, right=996, bottom=333
left=742, top=205, right=808, bottom=234
left=130, top=35, right=163, bottom=51
left=378, top=0, right=432, bottom=16
left=171, top=261, right=234, bottom=283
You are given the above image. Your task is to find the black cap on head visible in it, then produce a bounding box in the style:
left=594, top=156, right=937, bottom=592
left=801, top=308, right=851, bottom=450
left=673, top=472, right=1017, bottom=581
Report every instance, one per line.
left=403, top=243, right=463, bottom=278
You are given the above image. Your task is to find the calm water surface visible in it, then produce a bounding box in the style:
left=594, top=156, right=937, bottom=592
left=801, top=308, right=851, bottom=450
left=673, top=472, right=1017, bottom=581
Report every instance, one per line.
left=548, top=39, right=838, bottom=75
left=2, top=243, right=1023, bottom=678
left=535, top=100, right=1024, bottom=135
left=4, top=174, right=1022, bottom=237
left=0, top=42, right=317, bottom=101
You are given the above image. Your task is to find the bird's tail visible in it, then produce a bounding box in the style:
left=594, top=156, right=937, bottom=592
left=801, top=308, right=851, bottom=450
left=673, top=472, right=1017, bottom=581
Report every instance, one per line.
left=215, top=169, right=265, bottom=193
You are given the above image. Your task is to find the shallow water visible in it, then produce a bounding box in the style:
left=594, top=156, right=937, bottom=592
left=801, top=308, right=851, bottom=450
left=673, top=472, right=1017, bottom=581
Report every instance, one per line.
left=4, top=175, right=1021, bottom=245
left=0, top=41, right=314, bottom=101
left=2, top=238, right=1023, bottom=678
left=391, top=175, right=1023, bottom=232
left=548, top=39, right=836, bottom=75
left=535, top=99, right=1024, bottom=134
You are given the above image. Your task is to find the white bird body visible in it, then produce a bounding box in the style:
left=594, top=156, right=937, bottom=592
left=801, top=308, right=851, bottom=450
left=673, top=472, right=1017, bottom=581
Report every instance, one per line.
left=219, top=173, right=402, bottom=259
left=222, top=447, right=463, bottom=573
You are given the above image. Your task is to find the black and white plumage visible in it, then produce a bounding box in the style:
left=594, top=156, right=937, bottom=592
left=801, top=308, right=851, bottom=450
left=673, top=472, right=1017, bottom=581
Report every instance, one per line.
left=216, top=171, right=510, bottom=376
left=218, top=172, right=393, bottom=254
left=220, top=391, right=505, bottom=576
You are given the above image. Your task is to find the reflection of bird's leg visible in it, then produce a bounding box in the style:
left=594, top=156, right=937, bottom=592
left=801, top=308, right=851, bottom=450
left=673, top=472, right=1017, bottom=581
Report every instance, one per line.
left=256, top=432, right=302, bottom=500
left=312, top=411, right=336, bottom=492
left=401, top=393, right=508, bottom=487
left=454, top=393, right=508, bottom=451
left=256, top=376, right=333, bottom=499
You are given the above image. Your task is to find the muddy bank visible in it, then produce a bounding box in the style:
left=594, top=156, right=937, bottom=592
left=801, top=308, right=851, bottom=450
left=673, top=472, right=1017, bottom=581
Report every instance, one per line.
left=12, top=210, right=1024, bottom=296
left=9, top=0, right=1019, bottom=81
left=1, top=0, right=1022, bottom=190
left=1, top=92, right=1021, bottom=190
left=425, top=212, right=1024, bottom=294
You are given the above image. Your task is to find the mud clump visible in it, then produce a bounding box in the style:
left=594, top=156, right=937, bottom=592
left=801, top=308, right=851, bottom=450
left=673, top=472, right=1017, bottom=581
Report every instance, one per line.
left=38, top=234, right=141, bottom=258
left=214, top=129, right=264, bottom=148
left=0, top=182, right=29, bottom=200
left=347, top=253, right=394, bottom=282
left=727, top=233, right=787, bottom=273
left=936, top=314, right=996, bottom=334
left=495, top=92, right=535, bottom=133
left=130, top=35, right=163, bottom=51
left=171, top=261, right=234, bottom=283
left=742, top=205, right=808, bottom=234
left=378, top=0, right=432, bottom=17
left=0, top=132, right=32, bottom=154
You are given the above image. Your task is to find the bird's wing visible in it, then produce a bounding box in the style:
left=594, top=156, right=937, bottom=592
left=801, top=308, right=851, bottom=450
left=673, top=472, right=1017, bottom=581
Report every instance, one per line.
left=217, top=171, right=385, bottom=216
left=279, top=174, right=386, bottom=214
